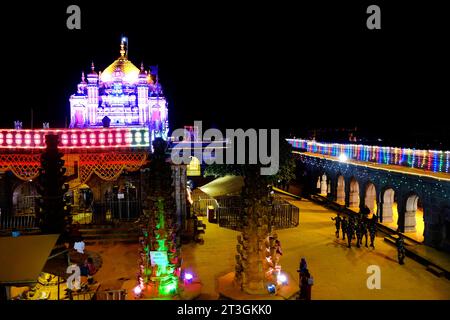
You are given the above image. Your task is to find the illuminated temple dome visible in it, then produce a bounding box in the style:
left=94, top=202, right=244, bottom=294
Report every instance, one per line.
left=100, top=41, right=143, bottom=84
left=69, top=37, right=168, bottom=140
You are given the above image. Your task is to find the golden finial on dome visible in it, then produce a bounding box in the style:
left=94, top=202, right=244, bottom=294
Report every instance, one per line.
left=120, top=36, right=128, bottom=58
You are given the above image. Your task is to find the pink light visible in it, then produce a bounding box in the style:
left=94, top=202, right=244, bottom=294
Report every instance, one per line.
left=133, top=286, right=142, bottom=295
left=24, top=133, right=31, bottom=145
left=115, top=132, right=122, bottom=144
left=89, top=133, right=96, bottom=145
left=61, top=133, right=69, bottom=145
left=125, top=131, right=132, bottom=144
left=15, top=133, right=22, bottom=145
left=34, top=133, right=41, bottom=145
left=6, top=133, right=13, bottom=145
left=80, top=133, right=87, bottom=145
left=99, top=132, right=106, bottom=145
left=71, top=133, right=78, bottom=145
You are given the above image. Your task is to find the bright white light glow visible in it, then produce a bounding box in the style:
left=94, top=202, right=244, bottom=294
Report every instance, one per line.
left=339, top=153, right=348, bottom=162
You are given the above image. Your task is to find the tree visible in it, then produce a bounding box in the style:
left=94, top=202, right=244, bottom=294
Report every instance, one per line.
left=137, top=138, right=181, bottom=298
left=36, top=134, right=71, bottom=241
left=204, top=134, right=296, bottom=294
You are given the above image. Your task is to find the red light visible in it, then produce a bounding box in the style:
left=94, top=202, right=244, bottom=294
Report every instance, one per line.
left=0, top=133, right=3, bottom=145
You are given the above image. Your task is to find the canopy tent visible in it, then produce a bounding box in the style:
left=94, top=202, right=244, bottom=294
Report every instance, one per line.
left=0, top=234, right=59, bottom=286
left=198, top=175, right=244, bottom=198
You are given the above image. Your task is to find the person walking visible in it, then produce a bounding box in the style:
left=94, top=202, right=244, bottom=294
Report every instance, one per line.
left=355, top=218, right=362, bottom=248
left=341, top=216, right=348, bottom=240
left=305, top=269, right=313, bottom=300
left=346, top=217, right=354, bottom=248
left=361, top=218, right=369, bottom=248
left=368, top=216, right=377, bottom=248
left=396, top=234, right=406, bottom=265
left=331, top=214, right=342, bottom=238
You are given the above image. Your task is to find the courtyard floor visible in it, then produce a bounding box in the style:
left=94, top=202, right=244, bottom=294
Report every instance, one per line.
left=86, top=198, right=450, bottom=300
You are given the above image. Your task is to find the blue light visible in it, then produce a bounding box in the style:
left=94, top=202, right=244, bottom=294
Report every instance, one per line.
left=267, top=284, right=276, bottom=294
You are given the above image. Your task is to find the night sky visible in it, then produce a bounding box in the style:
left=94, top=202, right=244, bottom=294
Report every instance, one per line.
left=2, top=1, right=449, bottom=148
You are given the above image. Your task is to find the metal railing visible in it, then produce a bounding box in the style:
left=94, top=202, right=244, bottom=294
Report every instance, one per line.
left=95, top=289, right=127, bottom=300
left=215, top=195, right=300, bottom=231
left=0, top=213, right=37, bottom=230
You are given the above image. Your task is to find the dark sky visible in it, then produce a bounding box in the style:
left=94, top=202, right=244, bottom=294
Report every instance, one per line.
left=2, top=1, right=449, bottom=148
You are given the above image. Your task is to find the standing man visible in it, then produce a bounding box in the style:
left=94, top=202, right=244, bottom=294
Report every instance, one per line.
left=368, top=216, right=377, bottom=248
left=361, top=218, right=369, bottom=248
left=346, top=216, right=355, bottom=248
left=341, top=216, right=348, bottom=240
left=396, top=234, right=406, bottom=265
left=331, top=214, right=342, bottom=238
left=355, top=218, right=362, bottom=248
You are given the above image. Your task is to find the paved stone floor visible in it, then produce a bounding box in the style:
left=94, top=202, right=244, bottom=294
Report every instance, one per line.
left=182, top=197, right=450, bottom=300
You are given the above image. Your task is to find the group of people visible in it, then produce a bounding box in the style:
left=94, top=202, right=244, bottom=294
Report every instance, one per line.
left=297, top=257, right=313, bottom=300
left=332, top=209, right=408, bottom=264
left=331, top=209, right=377, bottom=249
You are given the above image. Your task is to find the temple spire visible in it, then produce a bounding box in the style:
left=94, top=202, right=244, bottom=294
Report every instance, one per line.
left=81, top=71, right=85, bottom=82
left=120, top=36, right=128, bottom=58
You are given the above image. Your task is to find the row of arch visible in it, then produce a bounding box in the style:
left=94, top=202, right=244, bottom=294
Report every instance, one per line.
left=317, top=174, right=423, bottom=239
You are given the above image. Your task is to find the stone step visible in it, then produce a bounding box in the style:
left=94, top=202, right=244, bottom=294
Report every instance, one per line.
left=84, top=238, right=138, bottom=246
left=426, top=264, right=446, bottom=278
left=79, top=228, right=140, bottom=234
left=81, top=232, right=140, bottom=239
left=384, top=237, right=449, bottom=279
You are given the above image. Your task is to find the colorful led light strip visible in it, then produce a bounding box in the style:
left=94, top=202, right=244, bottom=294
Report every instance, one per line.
left=287, top=139, right=450, bottom=174
left=0, top=128, right=150, bottom=149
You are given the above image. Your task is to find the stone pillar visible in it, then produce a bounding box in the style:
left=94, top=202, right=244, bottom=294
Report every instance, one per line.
left=404, top=210, right=417, bottom=233
left=336, top=180, right=345, bottom=204
left=423, top=205, right=443, bottom=248
left=382, top=202, right=393, bottom=223
left=320, top=175, right=327, bottom=195
left=349, top=192, right=359, bottom=208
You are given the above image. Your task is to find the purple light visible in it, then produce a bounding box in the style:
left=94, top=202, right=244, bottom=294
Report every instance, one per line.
left=184, top=273, right=193, bottom=281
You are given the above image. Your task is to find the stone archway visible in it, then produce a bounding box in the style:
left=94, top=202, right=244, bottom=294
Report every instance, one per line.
left=336, top=175, right=345, bottom=204
left=364, top=183, right=377, bottom=214
left=320, top=174, right=328, bottom=196
left=349, top=177, right=360, bottom=208
left=405, top=194, right=422, bottom=234
left=381, top=188, right=396, bottom=223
